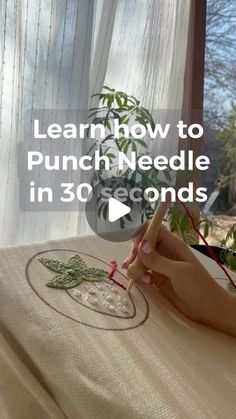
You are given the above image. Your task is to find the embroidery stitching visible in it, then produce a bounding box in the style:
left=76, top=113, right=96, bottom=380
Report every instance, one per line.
left=38, top=254, right=108, bottom=289
left=26, top=249, right=149, bottom=331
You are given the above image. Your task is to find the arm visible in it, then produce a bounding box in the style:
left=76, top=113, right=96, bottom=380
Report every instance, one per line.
left=123, top=226, right=236, bottom=337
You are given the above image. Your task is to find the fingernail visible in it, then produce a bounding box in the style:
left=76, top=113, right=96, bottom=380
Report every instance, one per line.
left=141, top=240, right=152, bottom=254
left=122, top=259, right=128, bottom=269
left=142, top=274, right=152, bottom=284
left=149, top=275, right=156, bottom=286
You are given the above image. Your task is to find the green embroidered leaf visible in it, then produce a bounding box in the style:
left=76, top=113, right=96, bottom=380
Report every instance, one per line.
left=38, top=258, right=68, bottom=274
left=38, top=254, right=109, bottom=290
left=67, top=254, right=87, bottom=272
left=85, top=268, right=108, bottom=281
left=47, top=273, right=84, bottom=289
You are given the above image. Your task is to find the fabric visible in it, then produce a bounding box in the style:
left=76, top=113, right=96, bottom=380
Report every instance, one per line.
left=0, top=0, right=94, bottom=245
left=0, top=333, right=64, bottom=419
left=103, top=0, right=191, bottom=158
left=0, top=234, right=236, bottom=419
left=0, top=0, right=191, bottom=246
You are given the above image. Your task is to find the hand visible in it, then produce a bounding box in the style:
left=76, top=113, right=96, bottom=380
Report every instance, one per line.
left=124, top=226, right=236, bottom=336
left=122, top=221, right=148, bottom=269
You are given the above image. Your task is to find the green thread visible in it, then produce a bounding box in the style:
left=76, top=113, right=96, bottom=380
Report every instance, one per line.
left=38, top=254, right=108, bottom=289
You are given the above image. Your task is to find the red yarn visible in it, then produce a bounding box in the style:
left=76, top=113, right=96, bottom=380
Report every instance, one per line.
left=108, top=260, right=126, bottom=290
left=109, top=202, right=235, bottom=292
left=109, top=260, right=118, bottom=279
left=178, top=200, right=236, bottom=289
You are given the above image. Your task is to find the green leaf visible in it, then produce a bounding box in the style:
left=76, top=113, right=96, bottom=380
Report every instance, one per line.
left=98, top=202, right=105, bottom=218
left=106, top=120, right=111, bottom=131
left=136, top=139, right=147, bottom=148
left=112, top=111, right=121, bottom=120
left=128, top=96, right=137, bottom=106
left=125, top=213, right=133, bottom=222
left=131, top=141, right=137, bottom=152
left=103, top=86, right=112, bottom=91
left=38, top=258, right=68, bottom=274
left=120, top=217, right=125, bottom=229
left=92, top=117, right=105, bottom=125
left=107, top=95, right=114, bottom=109
left=118, top=138, right=128, bottom=150
left=120, top=115, right=129, bottom=124
left=103, top=202, right=109, bottom=220
left=40, top=253, right=109, bottom=290
left=91, top=93, right=105, bottom=99
left=123, top=141, right=130, bottom=154
left=88, top=110, right=100, bottom=119
left=67, top=254, right=87, bottom=272
left=47, top=273, right=84, bottom=289
left=116, top=91, right=127, bottom=98
left=107, top=153, right=115, bottom=161
left=101, top=134, right=114, bottom=144
left=85, top=268, right=108, bottom=281
left=115, top=95, right=123, bottom=108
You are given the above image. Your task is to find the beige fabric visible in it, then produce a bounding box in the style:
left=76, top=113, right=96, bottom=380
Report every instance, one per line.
left=0, top=235, right=236, bottom=419
left=0, top=333, right=65, bottom=419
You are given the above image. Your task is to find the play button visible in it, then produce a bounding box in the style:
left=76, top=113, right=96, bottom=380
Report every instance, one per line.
left=108, top=198, right=131, bottom=223
left=85, top=176, right=151, bottom=242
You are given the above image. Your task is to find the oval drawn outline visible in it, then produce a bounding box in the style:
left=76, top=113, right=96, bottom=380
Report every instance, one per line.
left=25, top=249, right=149, bottom=331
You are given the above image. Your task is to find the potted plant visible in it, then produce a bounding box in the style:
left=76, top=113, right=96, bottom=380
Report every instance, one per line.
left=87, top=86, right=236, bottom=279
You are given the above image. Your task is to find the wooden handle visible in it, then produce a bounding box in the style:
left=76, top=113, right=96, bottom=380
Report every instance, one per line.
left=127, top=201, right=169, bottom=286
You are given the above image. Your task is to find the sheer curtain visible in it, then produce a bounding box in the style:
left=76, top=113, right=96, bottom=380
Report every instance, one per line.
left=0, top=0, right=190, bottom=246
left=0, top=0, right=94, bottom=245
left=102, top=0, right=190, bottom=158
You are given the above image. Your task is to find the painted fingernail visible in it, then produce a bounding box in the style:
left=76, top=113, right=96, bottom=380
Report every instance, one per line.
left=149, top=275, right=156, bottom=286
left=141, top=240, right=152, bottom=254
left=142, top=274, right=152, bottom=284
left=142, top=274, right=155, bottom=285
left=122, top=259, right=128, bottom=269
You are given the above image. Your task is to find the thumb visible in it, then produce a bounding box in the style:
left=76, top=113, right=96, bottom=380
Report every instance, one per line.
left=138, top=240, right=177, bottom=278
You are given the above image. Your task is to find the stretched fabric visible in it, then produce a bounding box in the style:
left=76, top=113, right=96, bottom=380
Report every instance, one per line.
left=0, top=235, right=236, bottom=418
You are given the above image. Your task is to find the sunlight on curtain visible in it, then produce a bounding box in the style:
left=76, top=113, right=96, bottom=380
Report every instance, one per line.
left=91, top=0, right=191, bottom=236
left=0, top=0, right=190, bottom=245
left=0, top=0, right=93, bottom=245
left=103, top=0, right=191, bottom=158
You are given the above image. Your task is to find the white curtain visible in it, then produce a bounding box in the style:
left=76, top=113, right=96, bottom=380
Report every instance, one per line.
left=0, top=0, right=190, bottom=246
left=103, top=0, right=190, bottom=158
